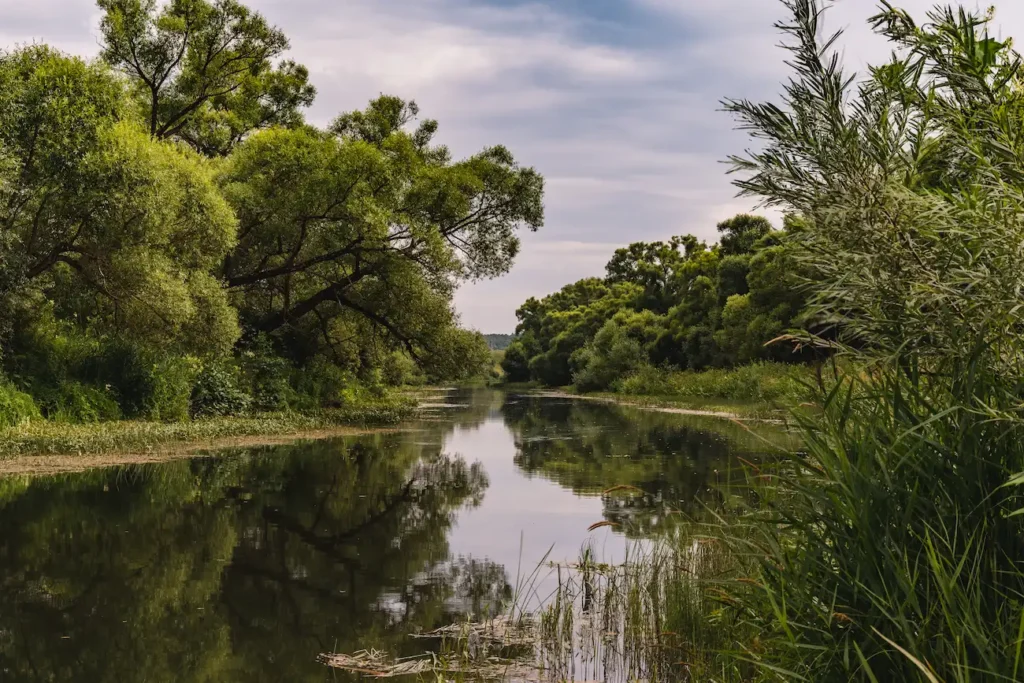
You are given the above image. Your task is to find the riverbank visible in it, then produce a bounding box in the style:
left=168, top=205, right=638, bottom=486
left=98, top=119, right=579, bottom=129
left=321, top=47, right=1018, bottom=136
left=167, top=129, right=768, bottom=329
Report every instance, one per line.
left=543, top=390, right=787, bottom=421
left=0, top=400, right=414, bottom=464
left=526, top=362, right=815, bottom=421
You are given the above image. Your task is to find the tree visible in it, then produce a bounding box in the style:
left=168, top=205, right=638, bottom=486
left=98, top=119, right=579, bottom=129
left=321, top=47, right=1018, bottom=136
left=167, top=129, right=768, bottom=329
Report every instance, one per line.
left=605, top=238, right=688, bottom=313
left=715, top=214, right=772, bottom=256
left=220, top=96, right=543, bottom=367
left=98, top=0, right=315, bottom=155
left=0, top=46, right=239, bottom=357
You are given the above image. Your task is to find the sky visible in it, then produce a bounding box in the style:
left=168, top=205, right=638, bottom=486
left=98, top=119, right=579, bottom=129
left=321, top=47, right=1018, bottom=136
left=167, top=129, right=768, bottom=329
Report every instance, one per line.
left=2, top=0, right=1019, bottom=332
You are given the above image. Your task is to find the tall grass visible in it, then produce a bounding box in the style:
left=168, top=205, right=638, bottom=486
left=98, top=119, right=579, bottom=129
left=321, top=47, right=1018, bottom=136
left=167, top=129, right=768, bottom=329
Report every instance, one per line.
left=0, top=400, right=414, bottom=458
left=726, top=362, right=1024, bottom=681
left=535, top=538, right=743, bottom=683
left=717, top=1, right=1024, bottom=680
left=617, top=362, right=812, bottom=406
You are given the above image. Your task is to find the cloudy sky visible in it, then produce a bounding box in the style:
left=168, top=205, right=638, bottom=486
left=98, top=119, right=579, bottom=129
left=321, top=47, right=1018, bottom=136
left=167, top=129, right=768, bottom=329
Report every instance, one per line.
left=2, top=0, right=1016, bottom=332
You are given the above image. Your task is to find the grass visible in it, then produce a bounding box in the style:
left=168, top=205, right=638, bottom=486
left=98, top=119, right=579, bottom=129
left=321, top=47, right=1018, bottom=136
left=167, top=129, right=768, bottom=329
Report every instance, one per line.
left=614, top=362, right=814, bottom=407
left=0, top=399, right=414, bottom=458
left=550, top=362, right=818, bottom=420
left=321, top=530, right=749, bottom=683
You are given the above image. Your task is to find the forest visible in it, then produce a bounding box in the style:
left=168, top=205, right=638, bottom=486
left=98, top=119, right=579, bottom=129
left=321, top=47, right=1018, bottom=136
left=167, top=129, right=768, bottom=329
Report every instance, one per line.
left=502, top=214, right=814, bottom=397
left=0, top=0, right=542, bottom=427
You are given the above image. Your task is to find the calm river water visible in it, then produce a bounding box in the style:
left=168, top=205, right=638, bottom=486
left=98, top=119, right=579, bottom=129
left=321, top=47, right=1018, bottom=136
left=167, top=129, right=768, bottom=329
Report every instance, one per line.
left=0, top=389, right=783, bottom=682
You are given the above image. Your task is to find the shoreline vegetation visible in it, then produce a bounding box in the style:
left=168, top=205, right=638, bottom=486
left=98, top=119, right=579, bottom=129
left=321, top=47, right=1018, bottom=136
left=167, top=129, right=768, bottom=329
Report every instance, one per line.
left=0, top=398, right=414, bottom=462
left=0, top=0, right=538, bottom=450
left=557, top=361, right=814, bottom=420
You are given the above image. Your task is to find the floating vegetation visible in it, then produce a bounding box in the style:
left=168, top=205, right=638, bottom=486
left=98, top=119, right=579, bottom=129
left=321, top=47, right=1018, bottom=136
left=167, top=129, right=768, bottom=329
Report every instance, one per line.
left=319, top=648, right=541, bottom=680
left=321, top=532, right=740, bottom=682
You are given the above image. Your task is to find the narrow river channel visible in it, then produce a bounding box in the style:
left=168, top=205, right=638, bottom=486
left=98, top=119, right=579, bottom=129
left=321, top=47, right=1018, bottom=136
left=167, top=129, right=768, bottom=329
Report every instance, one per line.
left=0, top=388, right=787, bottom=682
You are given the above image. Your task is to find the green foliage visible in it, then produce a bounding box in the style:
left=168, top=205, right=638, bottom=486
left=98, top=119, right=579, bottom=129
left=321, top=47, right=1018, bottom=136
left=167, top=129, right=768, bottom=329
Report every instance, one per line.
left=500, top=340, right=533, bottom=383
left=190, top=363, right=251, bottom=418
left=571, top=311, right=664, bottom=392
left=0, top=3, right=541, bottom=425
left=0, top=381, right=40, bottom=428
left=146, top=356, right=202, bottom=422
left=220, top=98, right=542, bottom=378
left=98, top=0, right=314, bottom=154
left=715, top=214, right=772, bottom=256
left=238, top=336, right=294, bottom=412
left=617, top=362, right=811, bottom=405
left=380, top=351, right=423, bottom=387
left=47, top=382, right=123, bottom=423
left=506, top=216, right=812, bottom=390
left=420, top=329, right=494, bottom=384
left=0, top=46, right=241, bottom=359
left=719, top=1, right=1024, bottom=680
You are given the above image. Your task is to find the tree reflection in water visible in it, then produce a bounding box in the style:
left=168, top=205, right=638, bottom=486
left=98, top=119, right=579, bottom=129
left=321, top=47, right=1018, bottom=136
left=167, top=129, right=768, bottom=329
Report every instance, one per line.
left=0, top=425, right=503, bottom=683
left=502, top=394, right=793, bottom=537
left=0, top=390, right=790, bottom=682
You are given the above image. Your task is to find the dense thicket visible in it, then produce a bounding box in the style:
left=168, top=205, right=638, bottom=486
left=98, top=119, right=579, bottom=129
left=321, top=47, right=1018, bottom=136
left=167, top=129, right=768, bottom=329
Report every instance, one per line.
left=502, top=214, right=812, bottom=389
left=0, top=0, right=543, bottom=424
left=717, top=1, right=1024, bottom=680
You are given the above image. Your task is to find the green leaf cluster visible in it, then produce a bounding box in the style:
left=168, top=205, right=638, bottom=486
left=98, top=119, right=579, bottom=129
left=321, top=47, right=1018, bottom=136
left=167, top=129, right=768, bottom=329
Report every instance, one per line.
left=503, top=214, right=813, bottom=390
left=0, top=0, right=544, bottom=420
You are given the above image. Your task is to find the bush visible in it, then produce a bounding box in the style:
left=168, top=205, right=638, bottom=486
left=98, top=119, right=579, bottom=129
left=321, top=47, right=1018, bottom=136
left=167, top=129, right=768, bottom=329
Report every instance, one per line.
left=617, top=362, right=810, bottom=404
left=380, top=351, right=423, bottom=387
left=501, top=340, right=533, bottom=383
left=571, top=328, right=645, bottom=393
left=45, top=381, right=122, bottom=423
left=239, top=340, right=294, bottom=412
left=6, top=314, right=202, bottom=421
left=0, top=382, right=40, bottom=428
left=145, top=356, right=201, bottom=422
left=290, top=357, right=349, bottom=411
left=190, top=363, right=251, bottom=418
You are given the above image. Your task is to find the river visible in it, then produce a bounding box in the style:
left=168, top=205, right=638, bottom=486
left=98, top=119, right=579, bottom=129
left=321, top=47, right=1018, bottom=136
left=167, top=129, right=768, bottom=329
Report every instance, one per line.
left=0, top=388, right=787, bottom=682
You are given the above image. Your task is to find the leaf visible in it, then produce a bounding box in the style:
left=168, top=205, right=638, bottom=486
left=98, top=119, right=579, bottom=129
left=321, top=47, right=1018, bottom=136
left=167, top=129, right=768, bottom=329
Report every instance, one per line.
left=871, top=628, right=943, bottom=683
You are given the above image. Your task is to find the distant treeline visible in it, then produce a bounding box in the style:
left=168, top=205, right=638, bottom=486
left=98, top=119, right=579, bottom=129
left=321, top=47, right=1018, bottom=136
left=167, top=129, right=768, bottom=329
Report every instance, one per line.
left=483, top=334, right=514, bottom=351
left=501, top=215, right=814, bottom=391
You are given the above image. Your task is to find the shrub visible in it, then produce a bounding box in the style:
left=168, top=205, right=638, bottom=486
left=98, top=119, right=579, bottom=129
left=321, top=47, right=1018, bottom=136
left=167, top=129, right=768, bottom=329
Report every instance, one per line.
left=380, top=351, right=422, bottom=387
left=145, top=356, right=201, bottom=422
left=571, top=326, right=646, bottom=392
left=291, top=357, right=349, bottom=411
left=239, top=341, right=294, bottom=412
left=190, top=363, right=251, bottom=418
left=0, top=382, right=40, bottom=428
left=45, top=381, right=122, bottom=423
left=616, top=362, right=810, bottom=404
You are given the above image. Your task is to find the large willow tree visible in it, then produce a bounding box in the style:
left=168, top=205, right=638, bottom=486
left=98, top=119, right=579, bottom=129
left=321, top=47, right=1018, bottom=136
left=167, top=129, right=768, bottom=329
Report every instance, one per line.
left=219, top=96, right=543, bottom=369
left=0, top=0, right=543, bottom=413
left=0, top=46, right=239, bottom=356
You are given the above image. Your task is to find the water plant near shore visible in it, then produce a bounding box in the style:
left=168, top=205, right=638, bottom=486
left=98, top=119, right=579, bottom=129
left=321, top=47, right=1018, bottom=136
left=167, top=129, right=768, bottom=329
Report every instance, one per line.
left=0, top=400, right=413, bottom=458
left=716, top=1, right=1024, bottom=679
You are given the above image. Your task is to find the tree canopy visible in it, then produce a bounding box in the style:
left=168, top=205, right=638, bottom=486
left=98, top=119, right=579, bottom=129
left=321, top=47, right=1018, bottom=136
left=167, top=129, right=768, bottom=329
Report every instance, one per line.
left=0, top=0, right=543, bottom=421
left=98, top=0, right=315, bottom=154
left=502, top=214, right=812, bottom=389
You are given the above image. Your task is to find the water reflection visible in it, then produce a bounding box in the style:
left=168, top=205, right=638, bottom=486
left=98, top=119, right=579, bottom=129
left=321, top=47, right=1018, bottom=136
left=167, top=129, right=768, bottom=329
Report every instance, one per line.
left=503, top=394, right=786, bottom=537
left=0, top=389, right=785, bottom=682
